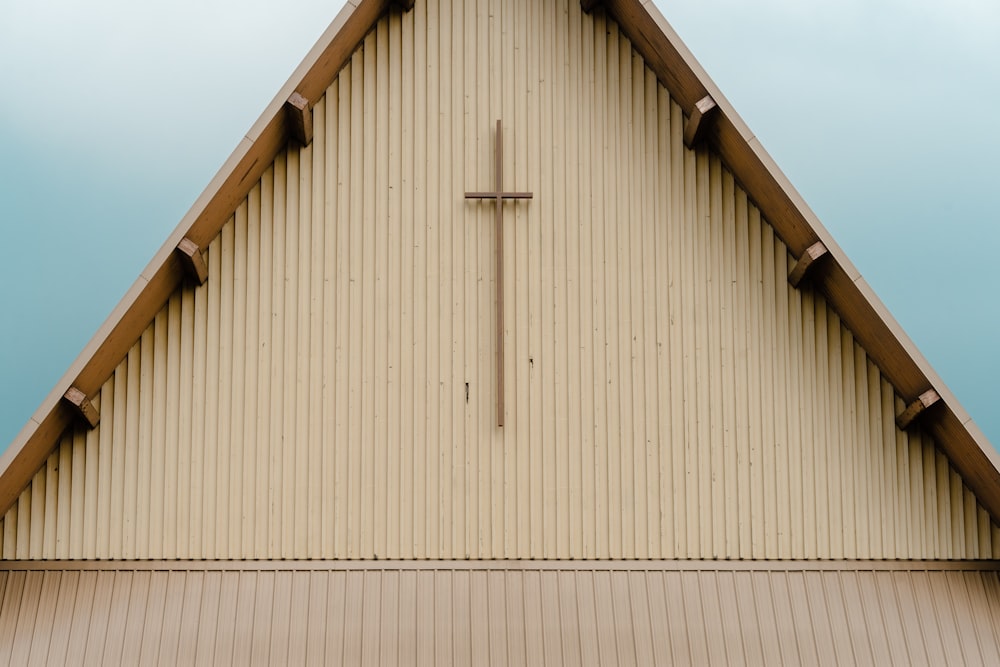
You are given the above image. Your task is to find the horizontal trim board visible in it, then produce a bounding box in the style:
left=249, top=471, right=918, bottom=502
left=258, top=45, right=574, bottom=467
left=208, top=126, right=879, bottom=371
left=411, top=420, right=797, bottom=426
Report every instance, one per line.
left=4, top=559, right=999, bottom=573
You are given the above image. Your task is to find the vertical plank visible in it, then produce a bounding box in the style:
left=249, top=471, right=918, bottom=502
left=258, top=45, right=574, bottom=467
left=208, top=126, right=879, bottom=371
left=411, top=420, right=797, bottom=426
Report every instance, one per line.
left=65, top=571, right=98, bottom=664
left=189, top=255, right=208, bottom=558
left=243, top=185, right=262, bottom=559
left=268, top=571, right=294, bottom=666
left=296, top=132, right=315, bottom=562
left=372, top=17, right=390, bottom=563
left=121, top=572, right=152, bottom=664
left=335, top=62, right=354, bottom=560
left=320, top=82, right=338, bottom=560
left=554, top=571, right=582, bottom=665
left=43, top=570, right=79, bottom=666
left=107, top=352, right=130, bottom=558
left=268, top=153, right=287, bottom=559
left=9, top=572, right=43, bottom=667
left=163, top=294, right=181, bottom=558
left=195, top=571, right=223, bottom=664
left=305, top=571, right=330, bottom=663
left=215, top=216, right=235, bottom=558
left=128, top=328, right=150, bottom=560
left=668, top=98, right=686, bottom=559
left=203, top=232, right=223, bottom=558
left=229, top=571, right=257, bottom=665
left=230, top=202, right=249, bottom=559
left=439, top=0, right=458, bottom=563
left=721, top=168, right=740, bottom=559
left=386, top=9, right=403, bottom=563
left=250, top=571, right=275, bottom=665
left=325, top=571, right=349, bottom=665
left=255, top=167, right=274, bottom=559
left=281, top=149, right=299, bottom=559
left=590, top=9, right=610, bottom=561
left=101, top=571, right=134, bottom=664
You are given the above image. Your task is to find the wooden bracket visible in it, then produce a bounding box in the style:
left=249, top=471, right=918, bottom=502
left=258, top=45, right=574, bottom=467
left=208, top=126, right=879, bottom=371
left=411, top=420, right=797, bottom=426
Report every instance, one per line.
left=683, top=95, right=718, bottom=148
left=896, top=389, right=941, bottom=430
left=63, top=387, right=100, bottom=429
left=788, top=241, right=829, bottom=288
left=389, top=0, right=415, bottom=9
left=581, top=0, right=604, bottom=12
left=175, top=237, right=208, bottom=286
left=285, top=92, right=313, bottom=146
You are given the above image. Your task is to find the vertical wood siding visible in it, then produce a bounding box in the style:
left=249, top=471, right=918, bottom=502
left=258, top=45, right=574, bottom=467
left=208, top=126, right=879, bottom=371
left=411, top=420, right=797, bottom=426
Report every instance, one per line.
left=2, top=0, right=996, bottom=560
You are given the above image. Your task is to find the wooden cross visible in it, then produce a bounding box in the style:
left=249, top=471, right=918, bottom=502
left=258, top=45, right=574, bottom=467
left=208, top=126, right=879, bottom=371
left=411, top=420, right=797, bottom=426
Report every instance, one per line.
left=466, top=120, right=533, bottom=427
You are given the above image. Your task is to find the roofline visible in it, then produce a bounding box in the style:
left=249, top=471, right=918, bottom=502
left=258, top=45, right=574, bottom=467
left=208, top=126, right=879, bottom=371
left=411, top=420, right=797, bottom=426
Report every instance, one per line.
left=3, top=0, right=998, bottom=523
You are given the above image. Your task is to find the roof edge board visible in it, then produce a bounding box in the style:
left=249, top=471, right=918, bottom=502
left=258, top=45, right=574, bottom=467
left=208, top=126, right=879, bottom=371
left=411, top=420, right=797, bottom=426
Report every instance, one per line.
left=612, top=0, right=999, bottom=504
left=0, top=0, right=395, bottom=518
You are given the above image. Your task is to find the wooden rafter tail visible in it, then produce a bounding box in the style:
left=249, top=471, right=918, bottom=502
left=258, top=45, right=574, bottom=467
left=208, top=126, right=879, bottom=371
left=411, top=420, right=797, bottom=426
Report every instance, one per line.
left=788, top=241, right=829, bottom=288
left=285, top=92, right=313, bottom=146
left=63, top=386, right=100, bottom=429
left=175, top=237, right=208, bottom=286
left=580, top=0, right=604, bottom=13
left=683, top=95, right=718, bottom=148
left=896, top=389, right=942, bottom=430
left=389, top=0, right=415, bottom=10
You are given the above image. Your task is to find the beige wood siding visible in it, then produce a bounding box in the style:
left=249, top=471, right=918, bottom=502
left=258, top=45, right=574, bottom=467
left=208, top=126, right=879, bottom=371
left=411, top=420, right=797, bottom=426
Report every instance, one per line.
left=2, top=561, right=1000, bottom=666
left=2, top=0, right=996, bottom=560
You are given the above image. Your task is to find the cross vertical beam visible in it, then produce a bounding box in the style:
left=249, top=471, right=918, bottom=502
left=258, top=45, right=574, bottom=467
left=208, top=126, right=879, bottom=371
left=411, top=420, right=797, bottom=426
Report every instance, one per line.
left=465, top=120, right=533, bottom=427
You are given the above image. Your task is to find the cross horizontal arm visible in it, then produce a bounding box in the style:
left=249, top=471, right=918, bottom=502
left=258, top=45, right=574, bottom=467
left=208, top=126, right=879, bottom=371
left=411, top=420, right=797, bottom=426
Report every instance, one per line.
left=464, top=192, right=534, bottom=199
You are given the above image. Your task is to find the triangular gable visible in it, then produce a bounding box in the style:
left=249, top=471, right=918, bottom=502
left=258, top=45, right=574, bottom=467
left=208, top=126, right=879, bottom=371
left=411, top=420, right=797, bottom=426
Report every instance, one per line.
left=2, top=0, right=998, bottom=535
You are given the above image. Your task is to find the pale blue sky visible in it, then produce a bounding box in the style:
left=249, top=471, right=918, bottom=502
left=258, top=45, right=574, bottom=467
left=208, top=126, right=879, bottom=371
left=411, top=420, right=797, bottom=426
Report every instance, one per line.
left=1, top=0, right=997, bottom=450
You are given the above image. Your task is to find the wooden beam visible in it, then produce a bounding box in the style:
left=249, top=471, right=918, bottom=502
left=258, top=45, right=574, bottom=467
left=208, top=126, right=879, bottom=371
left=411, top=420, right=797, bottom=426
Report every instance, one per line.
left=63, top=387, right=99, bottom=429
left=389, top=0, right=415, bottom=9
left=581, top=0, right=604, bottom=12
left=896, top=389, right=941, bottom=430
left=285, top=92, right=313, bottom=146
left=175, top=237, right=208, bottom=286
left=683, top=95, right=718, bottom=148
left=788, top=241, right=829, bottom=288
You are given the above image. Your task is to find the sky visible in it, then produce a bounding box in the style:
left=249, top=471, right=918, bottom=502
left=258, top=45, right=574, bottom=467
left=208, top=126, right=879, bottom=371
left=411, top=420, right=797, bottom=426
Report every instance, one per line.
left=0, top=0, right=997, bottom=452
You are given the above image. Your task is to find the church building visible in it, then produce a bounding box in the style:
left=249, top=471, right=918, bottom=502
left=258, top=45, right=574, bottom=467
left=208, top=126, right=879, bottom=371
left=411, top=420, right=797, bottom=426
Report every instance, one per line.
left=2, top=0, right=999, bottom=663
